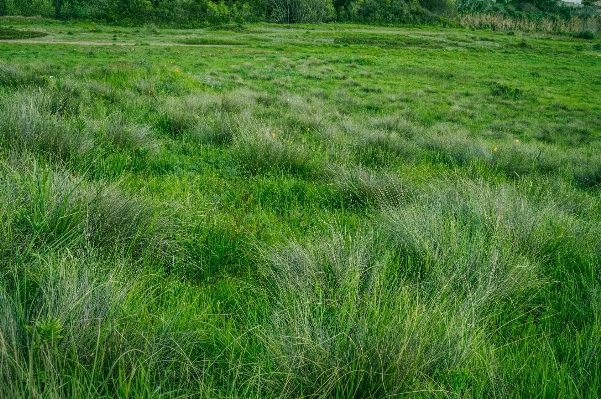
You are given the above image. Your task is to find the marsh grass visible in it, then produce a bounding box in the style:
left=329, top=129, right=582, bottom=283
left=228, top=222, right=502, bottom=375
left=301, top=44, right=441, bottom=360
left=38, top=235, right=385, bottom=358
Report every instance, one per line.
left=232, top=130, right=322, bottom=177
left=259, top=225, right=505, bottom=397
left=0, top=62, right=47, bottom=88
left=0, top=252, right=222, bottom=399
left=329, top=166, right=410, bottom=209
left=459, top=14, right=601, bottom=33
left=0, top=91, right=93, bottom=164
left=101, top=113, right=153, bottom=152
left=0, top=157, right=171, bottom=262
left=0, top=21, right=600, bottom=398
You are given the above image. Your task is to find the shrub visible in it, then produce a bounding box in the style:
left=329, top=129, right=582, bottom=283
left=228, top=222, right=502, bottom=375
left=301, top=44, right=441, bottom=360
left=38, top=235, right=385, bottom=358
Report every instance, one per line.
left=575, top=29, right=596, bottom=39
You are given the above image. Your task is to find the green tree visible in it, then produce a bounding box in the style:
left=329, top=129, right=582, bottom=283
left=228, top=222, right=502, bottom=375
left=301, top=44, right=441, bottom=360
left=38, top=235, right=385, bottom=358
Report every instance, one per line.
left=52, top=0, right=64, bottom=18
left=268, top=0, right=334, bottom=23
left=419, top=0, right=456, bottom=16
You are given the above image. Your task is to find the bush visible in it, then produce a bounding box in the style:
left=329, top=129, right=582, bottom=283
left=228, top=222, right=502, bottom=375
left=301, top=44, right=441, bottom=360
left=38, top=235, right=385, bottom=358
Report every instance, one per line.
left=575, top=29, right=596, bottom=39
left=340, top=0, right=438, bottom=24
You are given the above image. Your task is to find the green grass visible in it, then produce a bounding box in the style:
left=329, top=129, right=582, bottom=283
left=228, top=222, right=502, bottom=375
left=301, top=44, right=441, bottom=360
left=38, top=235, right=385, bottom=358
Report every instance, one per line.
left=0, top=20, right=600, bottom=398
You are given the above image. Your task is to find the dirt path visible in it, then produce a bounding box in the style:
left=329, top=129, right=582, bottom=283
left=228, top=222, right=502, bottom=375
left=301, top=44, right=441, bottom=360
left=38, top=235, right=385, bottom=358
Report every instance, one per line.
left=0, top=39, right=229, bottom=46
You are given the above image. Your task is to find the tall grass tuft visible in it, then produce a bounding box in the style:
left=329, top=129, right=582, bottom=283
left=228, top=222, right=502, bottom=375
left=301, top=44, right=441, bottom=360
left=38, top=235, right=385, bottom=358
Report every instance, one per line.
left=0, top=252, right=214, bottom=398
left=330, top=166, right=410, bottom=209
left=0, top=62, right=47, bottom=88
left=0, top=157, right=171, bottom=263
left=0, top=91, right=93, bottom=163
left=101, top=112, right=153, bottom=152
left=232, top=129, right=321, bottom=177
left=260, top=231, right=492, bottom=397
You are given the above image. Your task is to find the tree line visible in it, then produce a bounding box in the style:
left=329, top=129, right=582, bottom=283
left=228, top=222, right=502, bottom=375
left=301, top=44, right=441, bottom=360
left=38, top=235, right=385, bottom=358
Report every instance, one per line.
left=0, top=0, right=571, bottom=26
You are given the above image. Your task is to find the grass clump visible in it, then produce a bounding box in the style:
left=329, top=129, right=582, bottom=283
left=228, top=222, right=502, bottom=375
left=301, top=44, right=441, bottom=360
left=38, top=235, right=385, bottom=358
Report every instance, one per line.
left=260, top=230, right=491, bottom=397
left=0, top=63, right=47, bottom=88
left=101, top=113, right=153, bottom=152
left=232, top=130, right=321, bottom=177
left=329, top=166, right=410, bottom=209
left=490, top=81, right=523, bottom=99
left=0, top=92, right=93, bottom=164
left=0, top=158, right=170, bottom=262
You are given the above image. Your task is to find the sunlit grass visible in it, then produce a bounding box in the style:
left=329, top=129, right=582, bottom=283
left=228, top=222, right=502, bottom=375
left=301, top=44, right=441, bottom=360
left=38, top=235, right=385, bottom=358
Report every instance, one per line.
left=0, top=21, right=600, bottom=397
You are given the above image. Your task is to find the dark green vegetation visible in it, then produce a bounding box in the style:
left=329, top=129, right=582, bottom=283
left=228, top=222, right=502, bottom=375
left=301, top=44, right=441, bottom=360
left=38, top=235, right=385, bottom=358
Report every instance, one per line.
left=0, top=26, right=47, bottom=39
left=0, top=0, right=594, bottom=25
left=1, top=20, right=601, bottom=398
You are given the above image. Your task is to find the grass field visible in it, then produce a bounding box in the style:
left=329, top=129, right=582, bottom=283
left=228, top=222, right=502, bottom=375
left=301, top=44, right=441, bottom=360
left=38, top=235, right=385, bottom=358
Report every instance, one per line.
left=1, top=17, right=601, bottom=398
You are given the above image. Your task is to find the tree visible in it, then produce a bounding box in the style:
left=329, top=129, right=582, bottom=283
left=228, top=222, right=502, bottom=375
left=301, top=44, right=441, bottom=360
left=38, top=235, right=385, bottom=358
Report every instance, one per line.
left=52, top=0, right=64, bottom=18
left=268, top=0, right=334, bottom=23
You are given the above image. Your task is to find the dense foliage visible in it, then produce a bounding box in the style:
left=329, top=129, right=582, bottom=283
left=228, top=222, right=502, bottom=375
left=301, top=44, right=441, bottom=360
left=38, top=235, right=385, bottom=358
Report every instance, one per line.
left=0, top=0, right=579, bottom=24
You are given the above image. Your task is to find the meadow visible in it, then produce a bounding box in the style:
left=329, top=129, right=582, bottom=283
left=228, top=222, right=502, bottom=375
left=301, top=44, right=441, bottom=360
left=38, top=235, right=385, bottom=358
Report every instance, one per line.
left=1, top=17, right=601, bottom=398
